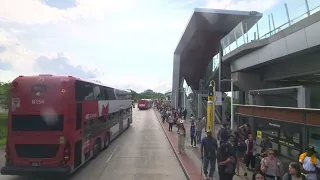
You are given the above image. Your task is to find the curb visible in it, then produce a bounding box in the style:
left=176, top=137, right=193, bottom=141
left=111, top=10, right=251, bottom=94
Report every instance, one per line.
left=152, top=109, right=191, bottom=180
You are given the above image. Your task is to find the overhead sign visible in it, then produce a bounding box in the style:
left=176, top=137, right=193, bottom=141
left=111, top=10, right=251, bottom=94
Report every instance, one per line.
left=215, top=91, right=222, bottom=106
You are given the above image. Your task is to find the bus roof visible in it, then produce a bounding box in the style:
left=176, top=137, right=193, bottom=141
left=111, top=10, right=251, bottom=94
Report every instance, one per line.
left=13, top=74, right=131, bottom=93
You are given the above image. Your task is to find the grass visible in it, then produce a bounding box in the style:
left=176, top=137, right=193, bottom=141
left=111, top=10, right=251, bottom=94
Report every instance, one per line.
left=0, top=113, right=7, bottom=148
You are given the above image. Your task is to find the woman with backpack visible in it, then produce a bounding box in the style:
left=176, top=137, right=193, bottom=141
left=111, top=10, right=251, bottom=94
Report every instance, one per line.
left=282, top=162, right=307, bottom=180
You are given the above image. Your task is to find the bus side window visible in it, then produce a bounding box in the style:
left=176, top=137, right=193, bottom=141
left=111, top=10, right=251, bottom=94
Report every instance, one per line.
left=84, top=121, right=90, bottom=134
left=107, top=88, right=116, bottom=100
left=93, top=86, right=104, bottom=100
left=75, top=81, right=94, bottom=101
left=103, top=88, right=109, bottom=100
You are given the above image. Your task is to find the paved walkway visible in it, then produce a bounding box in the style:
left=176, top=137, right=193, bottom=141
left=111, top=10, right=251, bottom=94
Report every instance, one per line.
left=154, top=110, right=253, bottom=180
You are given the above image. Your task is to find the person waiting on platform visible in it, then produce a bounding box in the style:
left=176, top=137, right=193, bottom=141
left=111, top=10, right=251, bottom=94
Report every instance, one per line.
left=245, top=133, right=256, bottom=171
left=190, top=122, right=196, bottom=147
left=260, top=148, right=284, bottom=180
left=260, top=136, right=273, bottom=157
left=282, top=162, right=307, bottom=180
left=252, top=172, right=266, bottom=180
left=195, top=118, right=204, bottom=144
left=299, top=146, right=320, bottom=180
left=178, top=124, right=186, bottom=154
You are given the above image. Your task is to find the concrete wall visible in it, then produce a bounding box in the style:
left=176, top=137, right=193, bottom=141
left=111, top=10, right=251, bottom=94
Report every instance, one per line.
left=230, top=12, right=320, bottom=72
left=248, top=86, right=310, bottom=108
left=232, top=72, right=279, bottom=91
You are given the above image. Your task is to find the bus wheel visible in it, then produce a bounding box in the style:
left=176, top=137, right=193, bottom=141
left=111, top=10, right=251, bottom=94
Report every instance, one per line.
left=92, top=140, right=101, bottom=159
left=103, top=134, right=110, bottom=150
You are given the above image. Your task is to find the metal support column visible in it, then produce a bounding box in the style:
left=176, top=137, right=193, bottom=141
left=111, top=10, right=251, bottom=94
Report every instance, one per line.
left=271, top=13, right=276, bottom=33
left=305, top=0, right=310, bottom=16
left=285, top=3, right=291, bottom=26
left=230, top=79, right=234, bottom=130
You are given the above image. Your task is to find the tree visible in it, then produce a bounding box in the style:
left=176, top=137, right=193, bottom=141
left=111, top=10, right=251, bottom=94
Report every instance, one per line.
left=0, top=82, right=10, bottom=110
left=225, top=96, right=239, bottom=114
left=129, top=89, right=165, bottom=102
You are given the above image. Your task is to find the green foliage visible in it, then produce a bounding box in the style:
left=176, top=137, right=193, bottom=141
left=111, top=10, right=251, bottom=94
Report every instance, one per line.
left=129, top=89, right=165, bottom=102
left=225, top=96, right=239, bottom=114
left=0, top=113, right=7, bottom=147
left=0, top=82, right=10, bottom=110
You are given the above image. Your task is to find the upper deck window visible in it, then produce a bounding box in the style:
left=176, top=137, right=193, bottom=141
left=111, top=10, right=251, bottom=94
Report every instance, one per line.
left=75, top=81, right=93, bottom=101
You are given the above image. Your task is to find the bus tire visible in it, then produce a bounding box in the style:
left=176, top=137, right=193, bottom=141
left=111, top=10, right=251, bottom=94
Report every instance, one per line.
left=92, top=139, right=101, bottom=159
left=103, top=134, right=110, bottom=150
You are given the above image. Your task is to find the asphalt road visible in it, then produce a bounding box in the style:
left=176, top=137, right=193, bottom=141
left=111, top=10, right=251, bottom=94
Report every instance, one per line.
left=0, top=108, right=186, bottom=180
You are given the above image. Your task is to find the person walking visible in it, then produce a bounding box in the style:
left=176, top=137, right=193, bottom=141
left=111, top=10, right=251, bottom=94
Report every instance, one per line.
left=201, top=131, right=218, bottom=180
left=168, top=115, right=174, bottom=131
left=190, top=114, right=195, bottom=124
left=217, top=143, right=236, bottom=180
left=190, top=122, right=196, bottom=147
left=178, top=124, right=186, bottom=154
left=195, top=118, right=204, bottom=144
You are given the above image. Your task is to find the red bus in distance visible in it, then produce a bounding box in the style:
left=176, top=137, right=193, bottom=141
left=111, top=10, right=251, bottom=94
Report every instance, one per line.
left=1, top=74, right=132, bottom=178
left=137, top=99, right=152, bottom=110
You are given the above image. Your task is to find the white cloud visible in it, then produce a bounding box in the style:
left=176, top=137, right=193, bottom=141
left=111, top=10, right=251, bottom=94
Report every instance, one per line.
left=97, top=75, right=171, bottom=93
left=0, top=29, right=37, bottom=72
left=0, top=0, right=134, bottom=24
left=205, top=0, right=280, bottom=12
left=0, top=0, right=284, bottom=93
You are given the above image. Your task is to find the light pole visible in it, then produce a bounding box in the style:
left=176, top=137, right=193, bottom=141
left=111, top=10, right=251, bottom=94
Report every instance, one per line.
left=207, top=81, right=215, bottom=134
left=221, top=79, right=234, bottom=130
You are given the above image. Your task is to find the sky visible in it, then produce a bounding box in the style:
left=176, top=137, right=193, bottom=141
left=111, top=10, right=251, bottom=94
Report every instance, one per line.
left=0, top=0, right=315, bottom=93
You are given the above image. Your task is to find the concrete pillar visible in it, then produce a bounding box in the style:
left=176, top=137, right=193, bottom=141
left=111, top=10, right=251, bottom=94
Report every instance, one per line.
left=222, top=93, right=227, bottom=122
left=297, top=87, right=310, bottom=108
left=172, top=54, right=181, bottom=109
left=239, top=90, right=246, bottom=104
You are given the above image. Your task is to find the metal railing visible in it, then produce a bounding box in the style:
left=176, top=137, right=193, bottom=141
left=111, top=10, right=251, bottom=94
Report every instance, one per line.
left=212, top=0, right=320, bottom=71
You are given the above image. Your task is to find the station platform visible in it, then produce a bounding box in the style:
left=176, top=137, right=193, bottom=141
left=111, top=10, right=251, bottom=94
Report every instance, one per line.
left=154, top=110, right=253, bottom=180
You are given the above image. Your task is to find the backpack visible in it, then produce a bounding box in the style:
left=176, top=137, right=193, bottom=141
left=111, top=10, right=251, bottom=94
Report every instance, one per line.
left=220, top=128, right=229, bottom=142
left=238, top=141, right=247, bottom=152
left=204, top=137, right=218, bottom=158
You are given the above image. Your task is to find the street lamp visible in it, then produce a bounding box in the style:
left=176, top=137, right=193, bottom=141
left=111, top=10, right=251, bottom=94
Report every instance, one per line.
left=221, top=79, right=234, bottom=130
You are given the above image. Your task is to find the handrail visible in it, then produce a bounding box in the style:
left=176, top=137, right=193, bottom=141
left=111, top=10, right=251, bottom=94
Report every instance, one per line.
left=219, top=3, right=320, bottom=59
left=234, top=104, right=320, bottom=112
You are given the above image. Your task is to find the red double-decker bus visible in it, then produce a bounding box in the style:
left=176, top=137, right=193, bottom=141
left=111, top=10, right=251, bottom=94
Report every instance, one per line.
left=1, top=74, right=132, bottom=177
left=137, top=99, right=152, bottom=110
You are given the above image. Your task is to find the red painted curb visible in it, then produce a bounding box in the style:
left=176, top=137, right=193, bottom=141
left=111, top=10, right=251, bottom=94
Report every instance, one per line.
left=153, top=109, right=202, bottom=180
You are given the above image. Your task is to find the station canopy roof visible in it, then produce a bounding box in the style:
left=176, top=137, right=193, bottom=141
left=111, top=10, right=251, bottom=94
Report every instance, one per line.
left=175, top=8, right=262, bottom=89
